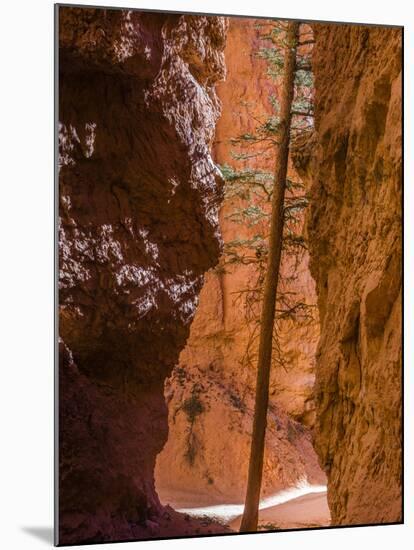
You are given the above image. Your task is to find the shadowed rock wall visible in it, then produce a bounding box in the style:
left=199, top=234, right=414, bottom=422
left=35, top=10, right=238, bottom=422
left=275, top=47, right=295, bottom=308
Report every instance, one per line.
left=58, top=7, right=228, bottom=544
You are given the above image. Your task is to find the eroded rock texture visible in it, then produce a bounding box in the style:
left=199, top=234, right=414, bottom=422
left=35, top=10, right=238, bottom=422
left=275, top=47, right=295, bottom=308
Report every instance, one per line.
left=58, top=6, right=228, bottom=544
left=156, top=18, right=325, bottom=507
left=293, top=24, right=402, bottom=525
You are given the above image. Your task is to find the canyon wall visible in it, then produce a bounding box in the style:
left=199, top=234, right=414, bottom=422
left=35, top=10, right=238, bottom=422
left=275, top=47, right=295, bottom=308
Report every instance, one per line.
left=156, top=18, right=324, bottom=507
left=58, top=7, right=229, bottom=544
left=293, top=24, right=402, bottom=525
left=57, top=10, right=400, bottom=537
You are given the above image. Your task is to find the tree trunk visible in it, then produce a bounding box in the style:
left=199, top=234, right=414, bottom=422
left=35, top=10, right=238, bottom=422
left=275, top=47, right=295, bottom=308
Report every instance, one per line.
left=240, top=20, right=299, bottom=532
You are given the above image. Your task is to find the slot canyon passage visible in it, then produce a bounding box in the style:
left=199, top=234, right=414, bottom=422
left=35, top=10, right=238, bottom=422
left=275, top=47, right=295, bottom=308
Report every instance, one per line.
left=58, top=6, right=402, bottom=546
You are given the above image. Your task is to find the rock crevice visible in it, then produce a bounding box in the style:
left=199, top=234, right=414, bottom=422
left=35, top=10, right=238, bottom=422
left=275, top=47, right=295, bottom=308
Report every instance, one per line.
left=156, top=18, right=325, bottom=507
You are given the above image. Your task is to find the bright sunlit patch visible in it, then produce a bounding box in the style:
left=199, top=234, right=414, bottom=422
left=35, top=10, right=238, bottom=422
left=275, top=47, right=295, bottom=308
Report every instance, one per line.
left=176, top=478, right=327, bottom=523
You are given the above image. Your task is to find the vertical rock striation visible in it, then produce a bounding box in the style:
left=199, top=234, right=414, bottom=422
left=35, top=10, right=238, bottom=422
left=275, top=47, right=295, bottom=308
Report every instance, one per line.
left=293, top=24, right=402, bottom=525
left=58, top=7, right=228, bottom=544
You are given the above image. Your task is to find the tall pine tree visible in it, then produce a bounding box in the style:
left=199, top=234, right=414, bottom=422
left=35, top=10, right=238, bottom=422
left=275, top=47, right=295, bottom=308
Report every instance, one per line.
left=240, top=20, right=301, bottom=532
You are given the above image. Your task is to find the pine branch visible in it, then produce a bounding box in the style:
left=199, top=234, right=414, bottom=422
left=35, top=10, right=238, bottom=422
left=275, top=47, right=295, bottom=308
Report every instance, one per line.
left=291, top=110, right=314, bottom=117
left=296, top=63, right=312, bottom=71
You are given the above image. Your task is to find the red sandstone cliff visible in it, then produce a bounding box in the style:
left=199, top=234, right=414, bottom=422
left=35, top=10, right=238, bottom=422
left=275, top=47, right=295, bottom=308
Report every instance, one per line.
left=58, top=7, right=229, bottom=544
left=293, top=23, right=402, bottom=525
left=58, top=9, right=402, bottom=539
left=156, top=18, right=324, bottom=507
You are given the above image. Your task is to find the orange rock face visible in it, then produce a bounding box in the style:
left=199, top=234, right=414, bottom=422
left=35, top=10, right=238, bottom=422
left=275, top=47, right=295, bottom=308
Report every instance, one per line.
left=293, top=24, right=402, bottom=525
left=156, top=18, right=325, bottom=507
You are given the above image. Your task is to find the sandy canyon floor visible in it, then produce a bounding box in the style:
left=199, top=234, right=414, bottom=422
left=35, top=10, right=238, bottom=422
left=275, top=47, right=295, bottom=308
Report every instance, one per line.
left=158, top=481, right=331, bottom=532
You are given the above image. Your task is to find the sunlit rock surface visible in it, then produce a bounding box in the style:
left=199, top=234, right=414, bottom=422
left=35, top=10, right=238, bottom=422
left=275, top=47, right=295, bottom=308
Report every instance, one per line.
left=293, top=23, right=402, bottom=525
